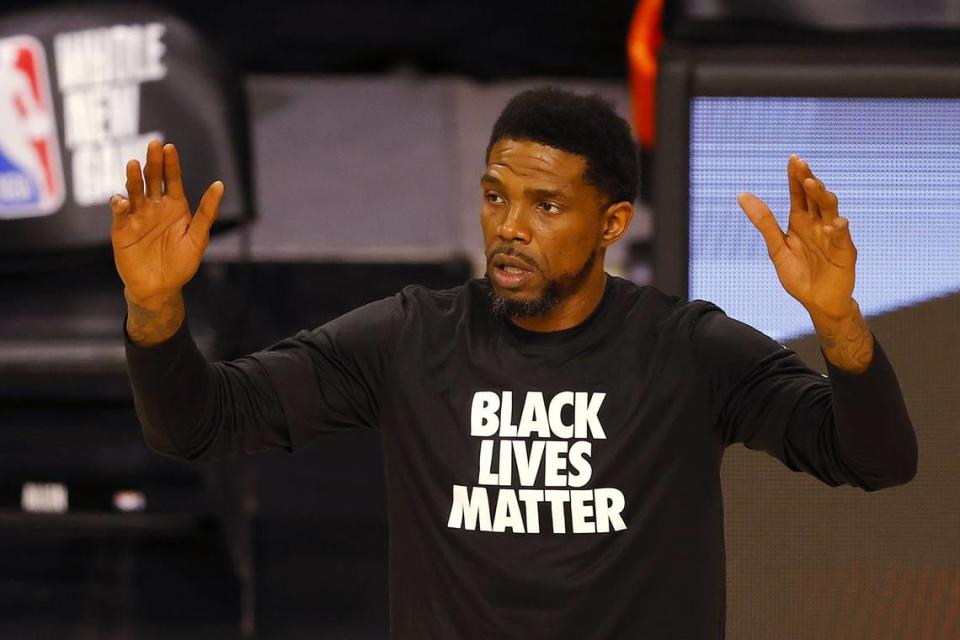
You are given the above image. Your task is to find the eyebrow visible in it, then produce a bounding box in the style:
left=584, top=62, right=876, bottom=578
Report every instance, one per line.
left=480, top=173, right=569, bottom=201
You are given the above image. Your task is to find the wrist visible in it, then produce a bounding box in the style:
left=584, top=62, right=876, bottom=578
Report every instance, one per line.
left=124, top=287, right=182, bottom=312
left=806, top=297, right=859, bottom=327
left=809, top=299, right=874, bottom=374
left=124, top=288, right=185, bottom=347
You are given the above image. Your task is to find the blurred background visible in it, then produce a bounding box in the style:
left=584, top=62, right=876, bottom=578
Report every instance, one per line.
left=0, top=0, right=957, bottom=638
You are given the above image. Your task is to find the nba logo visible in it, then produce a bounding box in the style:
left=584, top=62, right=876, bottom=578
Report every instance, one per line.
left=0, top=35, right=65, bottom=219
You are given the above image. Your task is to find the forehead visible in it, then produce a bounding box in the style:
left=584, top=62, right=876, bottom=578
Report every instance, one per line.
left=485, top=138, right=588, bottom=188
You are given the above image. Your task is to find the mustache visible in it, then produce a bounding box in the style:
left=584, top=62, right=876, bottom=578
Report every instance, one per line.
left=487, top=245, right=538, bottom=270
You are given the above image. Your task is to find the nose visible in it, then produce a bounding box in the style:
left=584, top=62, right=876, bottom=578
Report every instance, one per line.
left=496, top=203, right=531, bottom=243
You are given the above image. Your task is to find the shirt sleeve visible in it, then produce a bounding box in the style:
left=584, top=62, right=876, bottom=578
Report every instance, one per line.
left=690, top=303, right=918, bottom=492
left=123, top=293, right=405, bottom=462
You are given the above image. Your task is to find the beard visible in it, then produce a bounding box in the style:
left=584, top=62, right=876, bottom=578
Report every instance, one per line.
left=488, top=246, right=599, bottom=320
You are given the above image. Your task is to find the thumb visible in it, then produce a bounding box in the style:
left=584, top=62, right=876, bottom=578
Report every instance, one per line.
left=109, top=194, right=130, bottom=227
left=186, top=181, right=224, bottom=249
left=738, top=192, right=785, bottom=259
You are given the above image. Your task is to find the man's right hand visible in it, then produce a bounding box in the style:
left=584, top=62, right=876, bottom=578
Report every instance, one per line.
left=112, top=140, right=224, bottom=345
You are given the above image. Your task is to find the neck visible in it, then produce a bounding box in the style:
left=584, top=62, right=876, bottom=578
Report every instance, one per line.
left=509, top=265, right=608, bottom=333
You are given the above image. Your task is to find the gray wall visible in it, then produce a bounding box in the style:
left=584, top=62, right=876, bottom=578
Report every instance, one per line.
left=206, top=74, right=653, bottom=278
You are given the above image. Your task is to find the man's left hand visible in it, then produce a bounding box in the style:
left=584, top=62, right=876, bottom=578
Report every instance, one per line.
left=738, top=155, right=873, bottom=372
left=738, top=154, right=857, bottom=321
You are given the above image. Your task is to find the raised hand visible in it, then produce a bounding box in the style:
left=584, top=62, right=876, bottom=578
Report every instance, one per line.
left=738, top=155, right=858, bottom=321
left=739, top=156, right=874, bottom=372
left=111, top=140, right=224, bottom=345
left=110, top=140, right=224, bottom=308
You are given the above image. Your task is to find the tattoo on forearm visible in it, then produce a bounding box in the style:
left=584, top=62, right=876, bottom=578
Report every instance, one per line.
left=814, top=311, right=874, bottom=374
left=125, top=292, right=184, bottom=346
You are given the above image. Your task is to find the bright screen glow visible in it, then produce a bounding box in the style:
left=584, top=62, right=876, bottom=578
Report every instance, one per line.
left=689, top=97, right=960, bottom=340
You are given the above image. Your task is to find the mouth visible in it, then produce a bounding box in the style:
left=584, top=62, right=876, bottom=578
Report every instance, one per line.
left=489, top=253, right=536, bottom=290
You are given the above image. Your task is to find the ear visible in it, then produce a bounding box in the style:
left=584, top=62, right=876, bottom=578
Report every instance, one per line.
left=600, top=201, right=634, bottom=247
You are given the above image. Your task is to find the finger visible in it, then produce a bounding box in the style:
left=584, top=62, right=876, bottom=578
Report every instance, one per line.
left=738, top=192, right=786, bottom=259
left=803, top=178, right=822, bottom=219
left=144, top=139, right=163, bottom=198
left=109, top=194, right=130, bottom=226
left=125, top=159, right=144, bottom=208
left=186, top=181, right=224, bottom=249
left=162, top=143, right=186, bottom=199
left=811, top=179, right=839, bottom=223
left=822, top=216, right=855, bottom=251
left=787, top=155, right=807, bottom=213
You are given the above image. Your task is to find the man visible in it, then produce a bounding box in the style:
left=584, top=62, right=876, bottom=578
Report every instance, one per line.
left=113, top=88, right=917, bottom=639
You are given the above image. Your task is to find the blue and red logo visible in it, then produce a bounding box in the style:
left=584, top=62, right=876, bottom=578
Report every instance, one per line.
left=0, top=35, right=65, bottom=218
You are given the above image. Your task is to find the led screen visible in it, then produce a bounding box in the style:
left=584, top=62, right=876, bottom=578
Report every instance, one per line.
left=689, top=97, right=960, bottom=340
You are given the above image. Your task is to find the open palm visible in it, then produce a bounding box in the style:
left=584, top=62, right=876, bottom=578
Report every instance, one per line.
left=738, top=155, right=858, bottom=320
left=110, top=140, right=223, bottom=303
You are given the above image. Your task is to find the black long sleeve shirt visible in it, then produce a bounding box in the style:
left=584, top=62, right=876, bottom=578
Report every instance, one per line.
left=123, top=274, right=918, bottom=639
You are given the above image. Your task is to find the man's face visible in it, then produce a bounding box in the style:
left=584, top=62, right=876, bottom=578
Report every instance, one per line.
left=481, top=138, right=606, bottom=319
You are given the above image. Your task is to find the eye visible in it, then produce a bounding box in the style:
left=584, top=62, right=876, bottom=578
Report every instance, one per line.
left=538, top=201, right=562, bottom=214
left=484, top=191, right=505, bottom=205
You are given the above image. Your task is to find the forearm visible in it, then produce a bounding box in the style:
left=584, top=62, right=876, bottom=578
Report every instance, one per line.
left=124, top=312, right=293, bottom=461
left=808, top=300, right=917, bottom=488
left=808, top=298, right=873, bottom=374
left=820, top=335, right=918, bottom=490
left=124, top=288, right=186, bottom=346
left=124, top=312, right=214, bottom=459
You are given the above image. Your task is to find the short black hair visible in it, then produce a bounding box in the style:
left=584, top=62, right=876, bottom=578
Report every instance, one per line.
left=486, top=87, right=639, bottom=205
